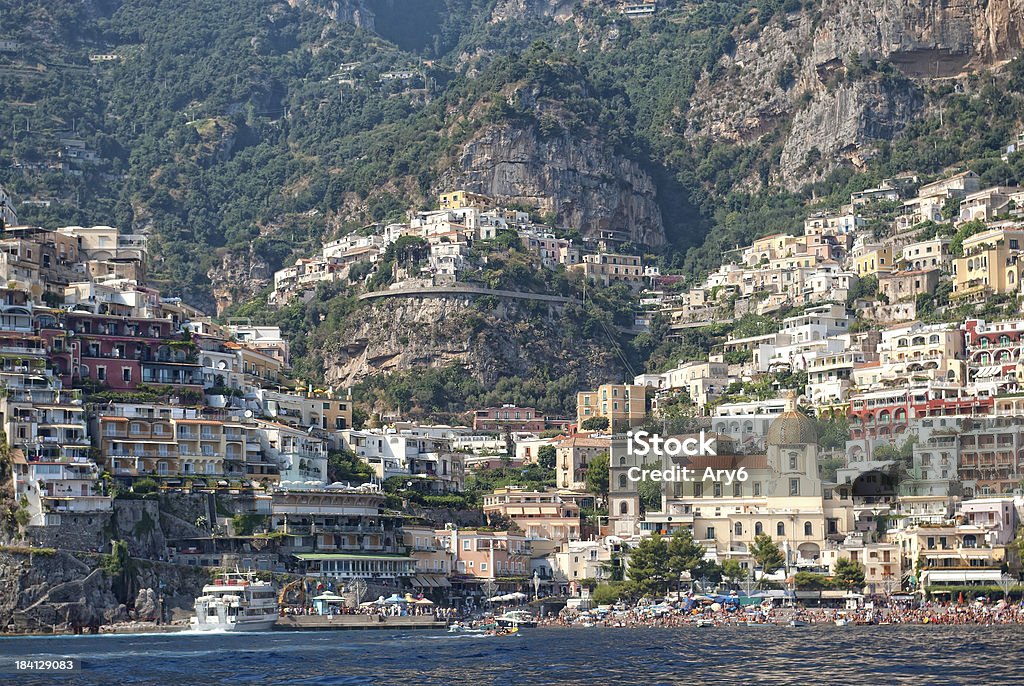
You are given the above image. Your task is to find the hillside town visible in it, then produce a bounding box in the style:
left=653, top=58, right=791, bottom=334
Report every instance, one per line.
left=3, top=161, right=1024, bottom=629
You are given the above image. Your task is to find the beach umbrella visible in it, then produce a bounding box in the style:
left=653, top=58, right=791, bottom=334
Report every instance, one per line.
left=415, top=598, right=435, bottom=605
left=384, top=594, right=406, bottom=604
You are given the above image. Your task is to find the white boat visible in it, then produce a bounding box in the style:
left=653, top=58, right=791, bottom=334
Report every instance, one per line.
left=190, top=572, right=279, bottom=632
left=788, top=619, right=810, bottom=627
left=835, top=618, right=853, bottom=626
left=495, top=610, right=537, bottom=628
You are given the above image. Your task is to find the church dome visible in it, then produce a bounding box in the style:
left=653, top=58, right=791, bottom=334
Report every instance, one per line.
left=766, top=410, right=817, bottom=446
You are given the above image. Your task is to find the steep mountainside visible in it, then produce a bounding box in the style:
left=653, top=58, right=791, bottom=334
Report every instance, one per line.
left=687, top=0, right=1024, bottom=185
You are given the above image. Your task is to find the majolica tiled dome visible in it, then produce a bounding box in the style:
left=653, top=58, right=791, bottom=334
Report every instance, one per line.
left=766, top=410, right=817, bottom=446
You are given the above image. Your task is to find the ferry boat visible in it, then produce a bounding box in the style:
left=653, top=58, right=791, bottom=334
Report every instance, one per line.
left=190, top=572, right=279, bottom=632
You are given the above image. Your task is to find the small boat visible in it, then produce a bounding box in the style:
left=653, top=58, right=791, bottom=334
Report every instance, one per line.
left=695, top=619, right=715, bottom=628
left=488, top=626, right=519, bottom=637
left=496, top=610, right=537, bottom=628
left=190, top=571, right=278, bottom=632
left=835, top=618, right=853, bottom=627
left=788, top=619, right=810, bottom=627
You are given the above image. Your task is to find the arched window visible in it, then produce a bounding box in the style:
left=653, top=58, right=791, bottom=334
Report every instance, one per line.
left=619, top=501, right=629, bottom=515
left=618, top=474, right=627, bottom=489
left=777, top=522, right=785, bottom=537
left=929, top=334, right=940, bottom=344
left=804, top=522, right=812, bottom=536
left=619, top=456, right=626, bottom=467
left=1001, top=335, right=1012, bottom=346
left=734, top=522, right=742, bottom=537
left=754, top=522, right=763, bottom=536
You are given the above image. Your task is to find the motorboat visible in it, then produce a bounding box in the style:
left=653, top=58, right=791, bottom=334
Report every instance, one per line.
left=495, top=610, right=537, bottom=628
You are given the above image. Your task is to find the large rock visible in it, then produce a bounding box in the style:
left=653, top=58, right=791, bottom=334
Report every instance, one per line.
left=451, top=124, right=665, bottom=247
left=321, top=294, right=622, bottom=392
left=687, top=0, right=1024, bottom=186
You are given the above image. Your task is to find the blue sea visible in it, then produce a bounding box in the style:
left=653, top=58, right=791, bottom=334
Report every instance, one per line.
left=1, top=626, right=1023, bottom=685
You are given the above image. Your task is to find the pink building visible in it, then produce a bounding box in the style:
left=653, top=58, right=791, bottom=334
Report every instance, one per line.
left=437, top=528, right=531, bottom=580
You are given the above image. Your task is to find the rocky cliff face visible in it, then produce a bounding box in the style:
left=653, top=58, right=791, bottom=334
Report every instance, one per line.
left=286, top=0, right=375, bottom=28
left=321, top=294, right=622, bottom=392
left=687, top=0, right=1024, bottom=186
left=207, top=246, right=272, bottom=316
left=0, top=550, right=209, bottom=632
left=490, top=0, right=576, bottom=23
left=450, top=124, right=665, bottom=246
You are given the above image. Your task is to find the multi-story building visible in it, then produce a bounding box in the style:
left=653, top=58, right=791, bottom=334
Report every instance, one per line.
left=711, top=398, right=789, bottom=447
left=963, top=318, right=1024, bottom=398
left=875, top=321, right=965, bottom=385
left=652, top=360, right=730, bottom=412
left=278, top=484, right=414, bottom=582
left=95, top=404, right=191, bottom=480
left=254, top=419, right=328, bottom=485
left=519, top=232, right=581, bottom=268
left=898, top=238, right=952, bottom=272
left=958, top=497, right=1019, bottom=545
left=11, top=448, right=109, bottom=526
left=959, top=186, right=1021, bottom=224
left=342, top=428, right=464, bottom=491
left=806, top=351, right=876, bottom=407
left=952, top=227, right=1024, bottom=301
left=437, top=190, right=491, bottom=211
left=439, top=527, right=531, bottom=580
left=821, top=533, right=902, bottom=594
left=404, top=522, right=454, bottom=592
left=900, top=418, right=961, bottom=497
left=482, top=487, right=581, bottom=544
left=893, top=524, right=1005, bottom=588
left=43, top=311, right=203, bottom=390
left=877, top=268, right=940, bottom=302
left=852, top=244, right=893, bottom=277
left=957, top=418, right=1024, bottom=497
left=473, top=405, right=546, bottom=433
left=224, top=323, right=290, bottom=367
left=571, top=252, right=644, bottom=288
left=576, top=384, right=649, bottom=430
left=555, top=434, right=611, bottom=490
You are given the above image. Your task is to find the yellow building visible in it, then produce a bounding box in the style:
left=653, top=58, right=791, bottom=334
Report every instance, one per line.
left=570, top=252, right=644, bottom=288
left=952, top=227, right=1024, bottom=300
left=745, top=233, right=802, bottom=265
left=438, top=190, right=492, bottom=211
left=576, top=384, right=649, bottom=430
left=853, top=245, right=893, bottom=277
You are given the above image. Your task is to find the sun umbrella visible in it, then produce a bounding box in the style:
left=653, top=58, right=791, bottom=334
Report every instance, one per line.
left=415, top=598, right=435, bottom=605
